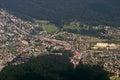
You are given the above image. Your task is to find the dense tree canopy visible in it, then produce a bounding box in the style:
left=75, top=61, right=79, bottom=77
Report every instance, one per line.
left=0, top=0, right=120, bottom=27
left=0, top=54, right=110, bottom=80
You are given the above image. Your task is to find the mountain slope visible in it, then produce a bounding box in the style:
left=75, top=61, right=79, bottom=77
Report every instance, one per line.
left=0, top=0, right=120, bottom=26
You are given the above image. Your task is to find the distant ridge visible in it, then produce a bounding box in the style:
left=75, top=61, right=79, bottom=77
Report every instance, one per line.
left=0, top=0, right=120, bottom=27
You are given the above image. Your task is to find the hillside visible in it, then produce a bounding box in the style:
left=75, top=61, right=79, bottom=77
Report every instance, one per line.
left=0, top=0, right=120, bottom=27
left=0, top=54, right=110, bottom=80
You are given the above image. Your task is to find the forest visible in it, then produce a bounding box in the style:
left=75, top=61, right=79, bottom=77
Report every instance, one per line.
left=0, top=54, right=110, bottom=80
left=0, top=0, right=120, bottom=27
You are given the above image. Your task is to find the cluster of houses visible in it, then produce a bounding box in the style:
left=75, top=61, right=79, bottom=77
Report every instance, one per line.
left=70, top=51, right=83, bottom=68
left=0, top=9, right=81, bottom=70
left=0, top=9, right=45, bottom=70
left=81, top=46, right=120, bottom=75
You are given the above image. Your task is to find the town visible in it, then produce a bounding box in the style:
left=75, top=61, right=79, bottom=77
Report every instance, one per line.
left=0, top=9, right=120, bottom=79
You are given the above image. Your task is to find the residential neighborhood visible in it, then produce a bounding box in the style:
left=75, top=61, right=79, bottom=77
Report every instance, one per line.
left=0, top=9, right=120, bottom=78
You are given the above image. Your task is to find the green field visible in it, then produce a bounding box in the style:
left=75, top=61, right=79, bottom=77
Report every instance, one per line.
left=63, top=25, right=80, bottom=30
left=34, top=19, right=59, bottom=33
left=34, top=19, right=50, bottom=24
left=44, top=24, right=59, bottom=33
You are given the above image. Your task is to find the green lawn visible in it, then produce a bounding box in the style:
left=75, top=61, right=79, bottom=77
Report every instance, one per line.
left=44, top=24, right=59, bottom=33
left=34, top=19, right=59, bottom=33
left=63, top=25, right=80, bottom=30
left=34, top=19, right=50, bottom=24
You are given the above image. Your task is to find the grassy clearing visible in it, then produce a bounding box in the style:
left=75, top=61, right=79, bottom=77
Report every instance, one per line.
left=44, top=24, right=59, bottom=33
left=34, top=19, right=50, bottom=24
left=34, top=19, right=59, bottom=33
left=76, top=34, right=105, bottom=42
left=63, top=25, right=80, bottom=30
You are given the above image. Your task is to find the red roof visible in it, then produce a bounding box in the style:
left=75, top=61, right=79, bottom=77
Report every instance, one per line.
left=73, top=51, right=80, bottom=55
